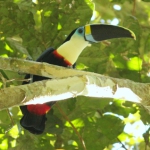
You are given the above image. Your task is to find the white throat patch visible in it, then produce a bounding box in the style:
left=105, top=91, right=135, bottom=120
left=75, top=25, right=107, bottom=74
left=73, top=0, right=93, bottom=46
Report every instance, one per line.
left=57, top=34, right=89, bottom=64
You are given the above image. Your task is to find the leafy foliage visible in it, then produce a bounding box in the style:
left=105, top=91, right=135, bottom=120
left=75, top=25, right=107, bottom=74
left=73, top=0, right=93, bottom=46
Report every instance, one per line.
left=0, top=0, right=150, bottom=149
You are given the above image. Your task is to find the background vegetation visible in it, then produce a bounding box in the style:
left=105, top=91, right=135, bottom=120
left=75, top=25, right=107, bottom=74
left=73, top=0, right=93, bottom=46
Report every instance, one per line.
left=0, top=0, right=150, bottom=149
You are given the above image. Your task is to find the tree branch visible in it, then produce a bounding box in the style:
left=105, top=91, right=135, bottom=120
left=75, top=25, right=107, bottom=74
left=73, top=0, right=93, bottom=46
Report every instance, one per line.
left=0, top=57, right=150, bottom=112
left=0, top=56, right=106, bottom=78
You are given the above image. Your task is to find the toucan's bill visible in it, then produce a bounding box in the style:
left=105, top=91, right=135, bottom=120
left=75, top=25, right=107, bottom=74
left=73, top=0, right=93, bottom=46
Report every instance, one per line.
left=84, top=24, right=136, bottom=43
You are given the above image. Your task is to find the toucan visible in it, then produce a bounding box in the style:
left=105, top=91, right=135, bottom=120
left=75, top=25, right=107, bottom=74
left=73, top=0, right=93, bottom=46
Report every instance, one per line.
left=20, top=24, right=135, bottom=134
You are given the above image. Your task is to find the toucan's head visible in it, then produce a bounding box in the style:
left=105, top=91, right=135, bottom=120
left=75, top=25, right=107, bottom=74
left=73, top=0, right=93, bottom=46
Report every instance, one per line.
left=57, top=24, right=136, bottom=65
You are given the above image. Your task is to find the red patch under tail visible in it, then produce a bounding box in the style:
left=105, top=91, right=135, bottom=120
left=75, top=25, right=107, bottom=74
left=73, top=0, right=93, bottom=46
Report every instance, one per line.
left=27, top=104, right=51, bottom=115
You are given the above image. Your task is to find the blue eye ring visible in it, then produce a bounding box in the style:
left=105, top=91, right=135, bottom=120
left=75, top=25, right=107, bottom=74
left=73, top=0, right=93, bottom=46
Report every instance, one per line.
left=78, top=28, right=83, bottom=34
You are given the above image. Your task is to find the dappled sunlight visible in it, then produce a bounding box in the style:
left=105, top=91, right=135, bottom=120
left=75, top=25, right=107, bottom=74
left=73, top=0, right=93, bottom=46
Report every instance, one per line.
left=127, top=57, right=142, bottom=71
left=113, top=4, right=121, bottom=11
left=0, top=0, right=150, bottom=149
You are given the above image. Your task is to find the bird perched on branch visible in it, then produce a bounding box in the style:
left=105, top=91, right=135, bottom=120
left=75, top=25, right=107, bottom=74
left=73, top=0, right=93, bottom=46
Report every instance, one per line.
left=20, top=24, right=136, bottom=134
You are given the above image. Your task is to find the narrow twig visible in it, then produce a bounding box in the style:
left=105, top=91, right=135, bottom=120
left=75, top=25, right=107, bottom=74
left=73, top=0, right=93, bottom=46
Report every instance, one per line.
left=0, top=72, right=6, bottom=87
left=4, top=109, right=15, bottom=133
left=96, top=110, right=103, bottom=117
left=0, top=73, right=15, bottom=132
left=145, top=144, right=147, bottom=150
left=6, top=109, right=15, bottom=126
left=6, top=78, right=31, bottom=83
left=102, top=40, right=111, bottom=46
left=117, top=137, right=127, bottom=150
left=0, top=72, right=31, bottom=84
left=55, top=103, right=87, bottom=150
left=132, top=0, right=136, bottom=16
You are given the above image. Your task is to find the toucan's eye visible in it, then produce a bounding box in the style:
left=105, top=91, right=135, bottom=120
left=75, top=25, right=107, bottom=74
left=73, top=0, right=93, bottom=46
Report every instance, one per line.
left=78, top=28, right=83, bottom=34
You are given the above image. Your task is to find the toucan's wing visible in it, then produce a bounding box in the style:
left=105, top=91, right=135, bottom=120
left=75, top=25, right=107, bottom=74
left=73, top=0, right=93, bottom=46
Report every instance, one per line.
left=20, top=48, right=56, bottom=121
left=36, top=47, right=55, bottom=62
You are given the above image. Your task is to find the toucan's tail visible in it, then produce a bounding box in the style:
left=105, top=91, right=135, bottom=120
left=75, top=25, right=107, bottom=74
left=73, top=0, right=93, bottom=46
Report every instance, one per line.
left=20, top=102, right=56, bottom=134
left=20, top=112, right=47, bottom=134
